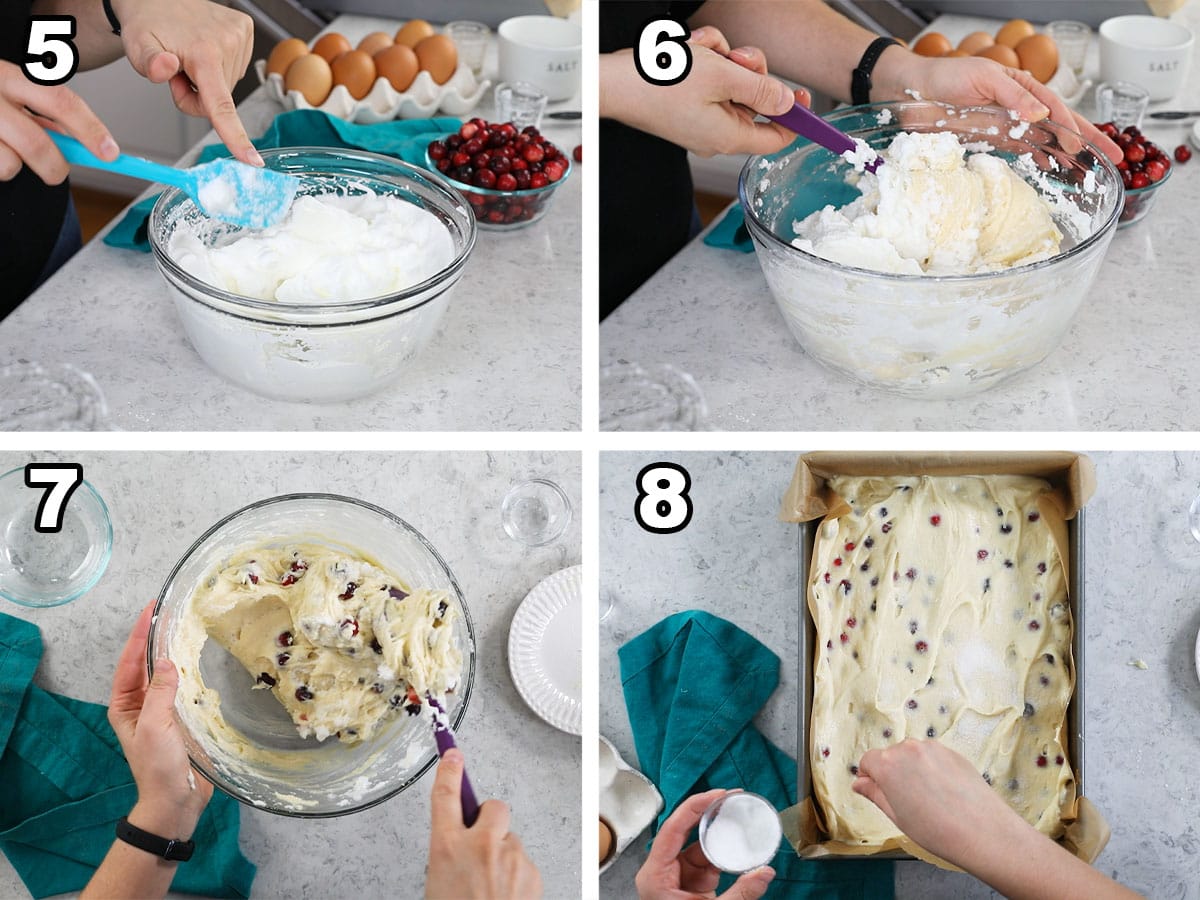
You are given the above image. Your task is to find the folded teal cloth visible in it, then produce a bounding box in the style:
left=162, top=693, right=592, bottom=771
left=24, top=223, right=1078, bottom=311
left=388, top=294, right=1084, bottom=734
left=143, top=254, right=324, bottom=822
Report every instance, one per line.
left=104, top=109, right=461, bottom=252
left=620, top=611, right=893, bottom=899
left=703, top=206, right=755, bottom=253
left=0, top=613, right=256, bottom=898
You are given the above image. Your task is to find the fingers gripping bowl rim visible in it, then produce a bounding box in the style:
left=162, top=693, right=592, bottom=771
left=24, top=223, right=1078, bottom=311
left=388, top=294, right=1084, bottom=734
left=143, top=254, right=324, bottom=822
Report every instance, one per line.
left=147, top=492, right=476, bottom=818
left=738, top=102, right=1123, bottom=399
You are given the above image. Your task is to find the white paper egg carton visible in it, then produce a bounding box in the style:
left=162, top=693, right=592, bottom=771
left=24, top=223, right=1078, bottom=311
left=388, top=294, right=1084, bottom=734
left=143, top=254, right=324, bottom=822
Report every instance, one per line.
left=599, top=735, right=663, bottom=876
left=254, top=58, right=490, bottom=123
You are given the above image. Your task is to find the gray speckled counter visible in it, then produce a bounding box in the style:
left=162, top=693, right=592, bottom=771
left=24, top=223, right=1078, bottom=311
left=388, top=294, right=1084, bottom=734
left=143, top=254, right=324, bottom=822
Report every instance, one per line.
left=0, top=450, right=581, bottom=899
left=600, top=7, right=1200, bottom=432
left=0, top=15, right=580, bottom=432
left=599, top=451, right=1200, bottom=899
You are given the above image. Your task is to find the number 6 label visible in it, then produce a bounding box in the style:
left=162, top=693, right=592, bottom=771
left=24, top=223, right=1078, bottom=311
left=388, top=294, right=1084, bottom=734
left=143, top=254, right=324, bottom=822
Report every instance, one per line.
left=25, top=463, right=83, bottom=533
left=635, top=17, right=692, bottom=86
left=635, top=463, right=693, bottom=534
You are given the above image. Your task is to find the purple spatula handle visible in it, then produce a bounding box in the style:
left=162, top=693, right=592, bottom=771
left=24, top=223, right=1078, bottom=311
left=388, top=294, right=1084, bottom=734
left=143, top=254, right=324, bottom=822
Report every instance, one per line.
left=768, top=102, right=882, bottom=172
left=429, top=696, right=480, bottom=827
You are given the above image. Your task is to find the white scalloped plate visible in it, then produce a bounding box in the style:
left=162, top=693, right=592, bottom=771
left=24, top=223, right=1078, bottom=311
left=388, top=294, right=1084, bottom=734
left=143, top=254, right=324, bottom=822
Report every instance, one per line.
left=508, top=565, right=582, bottom=735
left=255, top=59, right=490, bottom=123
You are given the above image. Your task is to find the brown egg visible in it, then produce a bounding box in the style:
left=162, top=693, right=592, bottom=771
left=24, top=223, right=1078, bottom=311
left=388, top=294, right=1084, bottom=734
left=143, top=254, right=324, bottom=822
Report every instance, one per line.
left=357, top=31, right=393, bottom=57
left=995, top=19, right=1036, bottom=49
left=284, top=52, right=332, bottom=105
left=374, top=44, right=419, bottom=92
left=943, top=49, right=970, bottom=58
left=331, top=49, right=376, bottom=100
left=395, top=19, right=435, bottom=48
left=311, top=32, right=351, bottom=64
left=599, top=819, right=614, bottom=865
left=415, top=34, right=458, bottom=85
left=957, top=31, right=994, bottom=55
left=913, top=32, right=952, bottom=57
left=1016, top=34, right=1059, bottom=83
left=975, top=43, right=1021, bottom=68
left=266, top=38, right=309, bottom=78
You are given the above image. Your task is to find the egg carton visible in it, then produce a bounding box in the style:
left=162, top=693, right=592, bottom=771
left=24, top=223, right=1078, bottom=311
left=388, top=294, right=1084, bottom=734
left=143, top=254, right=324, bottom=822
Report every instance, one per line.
left=599, top=735, right=663, bottom=876
left=254, top=58, right=490, bottom=124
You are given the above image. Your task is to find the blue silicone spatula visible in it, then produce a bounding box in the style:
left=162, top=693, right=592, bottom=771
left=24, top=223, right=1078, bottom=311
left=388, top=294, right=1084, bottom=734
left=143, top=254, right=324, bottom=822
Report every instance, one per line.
left=48, top=132, right=300, bottom=228
left=428, top=693, right=480, bottom=827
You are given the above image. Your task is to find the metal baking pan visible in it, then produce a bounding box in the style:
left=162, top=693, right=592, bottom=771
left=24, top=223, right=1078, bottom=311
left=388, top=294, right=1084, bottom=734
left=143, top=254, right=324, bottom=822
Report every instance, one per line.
left=795, top=509, right=1086, bottom=859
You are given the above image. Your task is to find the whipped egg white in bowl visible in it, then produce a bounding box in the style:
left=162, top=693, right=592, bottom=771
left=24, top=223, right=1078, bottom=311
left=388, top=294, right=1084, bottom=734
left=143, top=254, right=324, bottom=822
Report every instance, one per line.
left=149, top=147, right=476, bottom=403
left=148, top=493, right=476, bottom=817
left=740, top=102, right=1122, bottom=399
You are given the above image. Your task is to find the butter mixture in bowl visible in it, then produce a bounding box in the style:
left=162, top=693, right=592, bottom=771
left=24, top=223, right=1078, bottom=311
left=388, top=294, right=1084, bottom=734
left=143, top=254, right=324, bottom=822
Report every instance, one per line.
left=740, top=102, right=1122, bottom=398
left=150, top=493, right=475, bottom=817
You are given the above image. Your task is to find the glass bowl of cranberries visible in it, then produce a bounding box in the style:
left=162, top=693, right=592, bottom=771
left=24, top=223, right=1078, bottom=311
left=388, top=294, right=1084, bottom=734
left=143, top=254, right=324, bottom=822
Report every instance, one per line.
left=426, top=119, right=573, bottom=229
left=1096, top=122, right=1174, bottom=228
left=150, top=493, right=476, bottom=817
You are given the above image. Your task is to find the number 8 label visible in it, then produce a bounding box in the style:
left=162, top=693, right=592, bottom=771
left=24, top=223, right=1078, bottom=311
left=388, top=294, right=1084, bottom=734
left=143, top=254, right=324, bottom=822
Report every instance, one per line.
left=635, top=463, right=693, bottom=534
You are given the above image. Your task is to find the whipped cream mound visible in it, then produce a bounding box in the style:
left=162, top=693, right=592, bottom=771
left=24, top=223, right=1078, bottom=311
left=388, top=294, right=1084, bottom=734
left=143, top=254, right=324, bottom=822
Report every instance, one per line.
left=791, top=131, right=1063, bottom=275
left=169, top=189, right=456, bottom=302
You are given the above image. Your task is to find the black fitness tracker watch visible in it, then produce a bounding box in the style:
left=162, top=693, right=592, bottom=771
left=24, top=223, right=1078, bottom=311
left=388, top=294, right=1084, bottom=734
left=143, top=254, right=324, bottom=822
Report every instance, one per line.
left=102, top=0, right=122, bottom=36
left=115, top=816, right=195, bottom=862
left=851, top=36, right=900, bottom=106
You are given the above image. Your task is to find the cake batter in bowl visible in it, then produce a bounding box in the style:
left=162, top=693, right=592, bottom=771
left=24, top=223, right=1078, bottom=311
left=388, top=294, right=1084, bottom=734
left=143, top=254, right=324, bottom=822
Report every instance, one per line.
left=149, top=147, right=477, bottom=403
left=739, top=102, right=1122, bottom=399
left=149, top=493, right=476, bottom=817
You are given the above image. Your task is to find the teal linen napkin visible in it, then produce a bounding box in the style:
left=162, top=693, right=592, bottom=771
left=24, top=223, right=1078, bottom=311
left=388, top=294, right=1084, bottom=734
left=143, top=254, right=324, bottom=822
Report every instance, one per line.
left=620, top=610, right=893, bottom=899
left=104, top=109, right=462, bottom=252
left=0, top=613, right=256, bottom=899
left=703, top=206, right=755, bottom=253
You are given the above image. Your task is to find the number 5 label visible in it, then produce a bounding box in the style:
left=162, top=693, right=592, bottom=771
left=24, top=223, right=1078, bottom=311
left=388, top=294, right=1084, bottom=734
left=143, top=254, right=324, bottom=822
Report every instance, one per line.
left=635, top=463, right=693, bottom=534
left=635, top=17, right=692, bottom=86
left=25, top=463, right=83, bottom=533
left=24, top=16, right=80, bottom=86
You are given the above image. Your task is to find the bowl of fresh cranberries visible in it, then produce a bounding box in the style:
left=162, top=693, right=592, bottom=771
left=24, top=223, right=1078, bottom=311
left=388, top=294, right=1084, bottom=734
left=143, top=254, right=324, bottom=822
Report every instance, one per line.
left=150, top=493, right=477, bottom=817
left=1096, top=122, right=1175, bottom=228
left=426, top=119, right=572, bottom=229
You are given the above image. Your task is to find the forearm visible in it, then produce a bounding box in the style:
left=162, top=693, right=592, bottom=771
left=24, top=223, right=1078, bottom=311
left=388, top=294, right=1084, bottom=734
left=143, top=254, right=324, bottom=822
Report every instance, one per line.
left=967, top=823, right=1141, bottom=900
left=690, top=0, right=879, bottom=101
left=30, top=0, right=124, bottom=69
left=81, top=801, right=198, bottom=900
left=599, top=51, right=634, bottom=120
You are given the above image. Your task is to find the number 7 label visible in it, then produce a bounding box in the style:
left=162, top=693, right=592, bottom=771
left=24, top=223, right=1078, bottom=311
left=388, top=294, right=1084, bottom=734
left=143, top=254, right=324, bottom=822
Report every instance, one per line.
left=24, top=463, right=83, bottom=533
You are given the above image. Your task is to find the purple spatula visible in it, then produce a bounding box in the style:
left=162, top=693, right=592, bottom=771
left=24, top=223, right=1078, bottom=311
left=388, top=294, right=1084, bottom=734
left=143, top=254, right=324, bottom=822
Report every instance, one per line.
left=428, top=694, right=480, bottom=827
left=768, top=102, right=883, bottom=173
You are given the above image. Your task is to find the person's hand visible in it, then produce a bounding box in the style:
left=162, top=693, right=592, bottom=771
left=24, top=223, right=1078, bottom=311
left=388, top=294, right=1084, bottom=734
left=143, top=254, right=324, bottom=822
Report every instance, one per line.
left=108, top=601, right=211, bottom=841
left=852, top=739, right=1025, bottom=867
left=113, top=0, right=260, bottom=165
left=425, top=749, right=542, bottom=900
left=600, top=25, right=809, bottom=158
left=0, top=60, right=118, bottom=184
left=634, top=789, right=775, bottom=900
left=874, top=50, right=1122, bottom=164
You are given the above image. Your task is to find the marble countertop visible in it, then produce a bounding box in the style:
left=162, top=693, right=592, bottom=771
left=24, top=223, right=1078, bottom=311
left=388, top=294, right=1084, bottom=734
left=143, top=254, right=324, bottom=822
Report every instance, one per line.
left=0, top=15, right=580, bottom=432
left=0, top=450, right=582, bottom=899
left=599, top=451, right=1200, bottom=899
left=600, top=7, right=1200, bottom=432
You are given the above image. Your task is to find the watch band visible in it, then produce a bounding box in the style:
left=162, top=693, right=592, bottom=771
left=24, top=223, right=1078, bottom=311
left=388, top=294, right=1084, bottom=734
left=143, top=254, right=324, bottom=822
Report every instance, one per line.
left=851, top=36, right=900, bottom=106
left=115, top=816, right=195, bottom=862
left=102, top=0, right=121, bottom=36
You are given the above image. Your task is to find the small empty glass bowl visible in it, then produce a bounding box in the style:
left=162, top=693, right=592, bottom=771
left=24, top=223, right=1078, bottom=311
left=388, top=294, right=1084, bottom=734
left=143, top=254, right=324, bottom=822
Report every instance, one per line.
left=0, top=466, right=112, bottom=608
left=698, top=792, right=782, bottom=873
left=149, top=493, right=476, bottom=817
left=501, top=479, right=572, bottom=546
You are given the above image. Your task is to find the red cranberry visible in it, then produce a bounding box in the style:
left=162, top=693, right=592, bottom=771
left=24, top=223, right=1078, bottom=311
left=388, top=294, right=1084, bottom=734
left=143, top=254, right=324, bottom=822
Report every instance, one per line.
left=295, top=686, right=314, bottom=701
left=1029, top=620, right=1041, bottom=631
left=1130, top=172, right=1151, bottom=189
left=523, top=145, right=545, bottom=164
left=544, top=161, right=566, bottom=182
left=839, top=632, right=849, bottom=643
left=340, top=618, right=359, bottom=637
left=1176, top=144, right=1193, bottom=163
left=821, top=746, right=830, bottom=758
left=1124, top=144, right=1146, bottom=164
left=276, top=652, right=290, bottom=666
left=451, top=151, right=470, bottom=168
left=930, top=515, right=940, bottom=526
left=916, top=640, right=928, bottom=652
left=1036, top=754, right=1047, bottom=767
left=573, top=144, right=582, bottom=162
left=1099, top=121, right=1118, bottom=139
left=277, top=631, right=294, bottom=647
left=977, top=549, right=988, bottom=560
left=496, top=173, right=518, bottom=191
left=474, top=169, right=497, bottom=189
left=490, top=156, right=511, bottom=173
left=338, top=582, right=357, bottom=601
left=428, top=141, right=447, bottom=161
left=472, top=152, right=490, bottom=169
left=846, top=617, right=856, bottom=628
left=459, top=122, right=479, bottom=140
left=833, top=557, right=843, bottom=567
left=514, top=170, right=532, bottom=189
left=445, top=134, right=463, bottom=149
left=530, top=172, right=549, bottom=189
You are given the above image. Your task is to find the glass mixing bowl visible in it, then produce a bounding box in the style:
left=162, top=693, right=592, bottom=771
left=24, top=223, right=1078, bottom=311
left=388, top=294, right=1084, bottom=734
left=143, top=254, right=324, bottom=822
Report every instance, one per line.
left=0, top=466, right=112, bottom=608
left=739, top=103, right=1123, bottom=399
left=149, top=493, right=476, bottom=817
left=149, top=147, right=477, bottom=404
